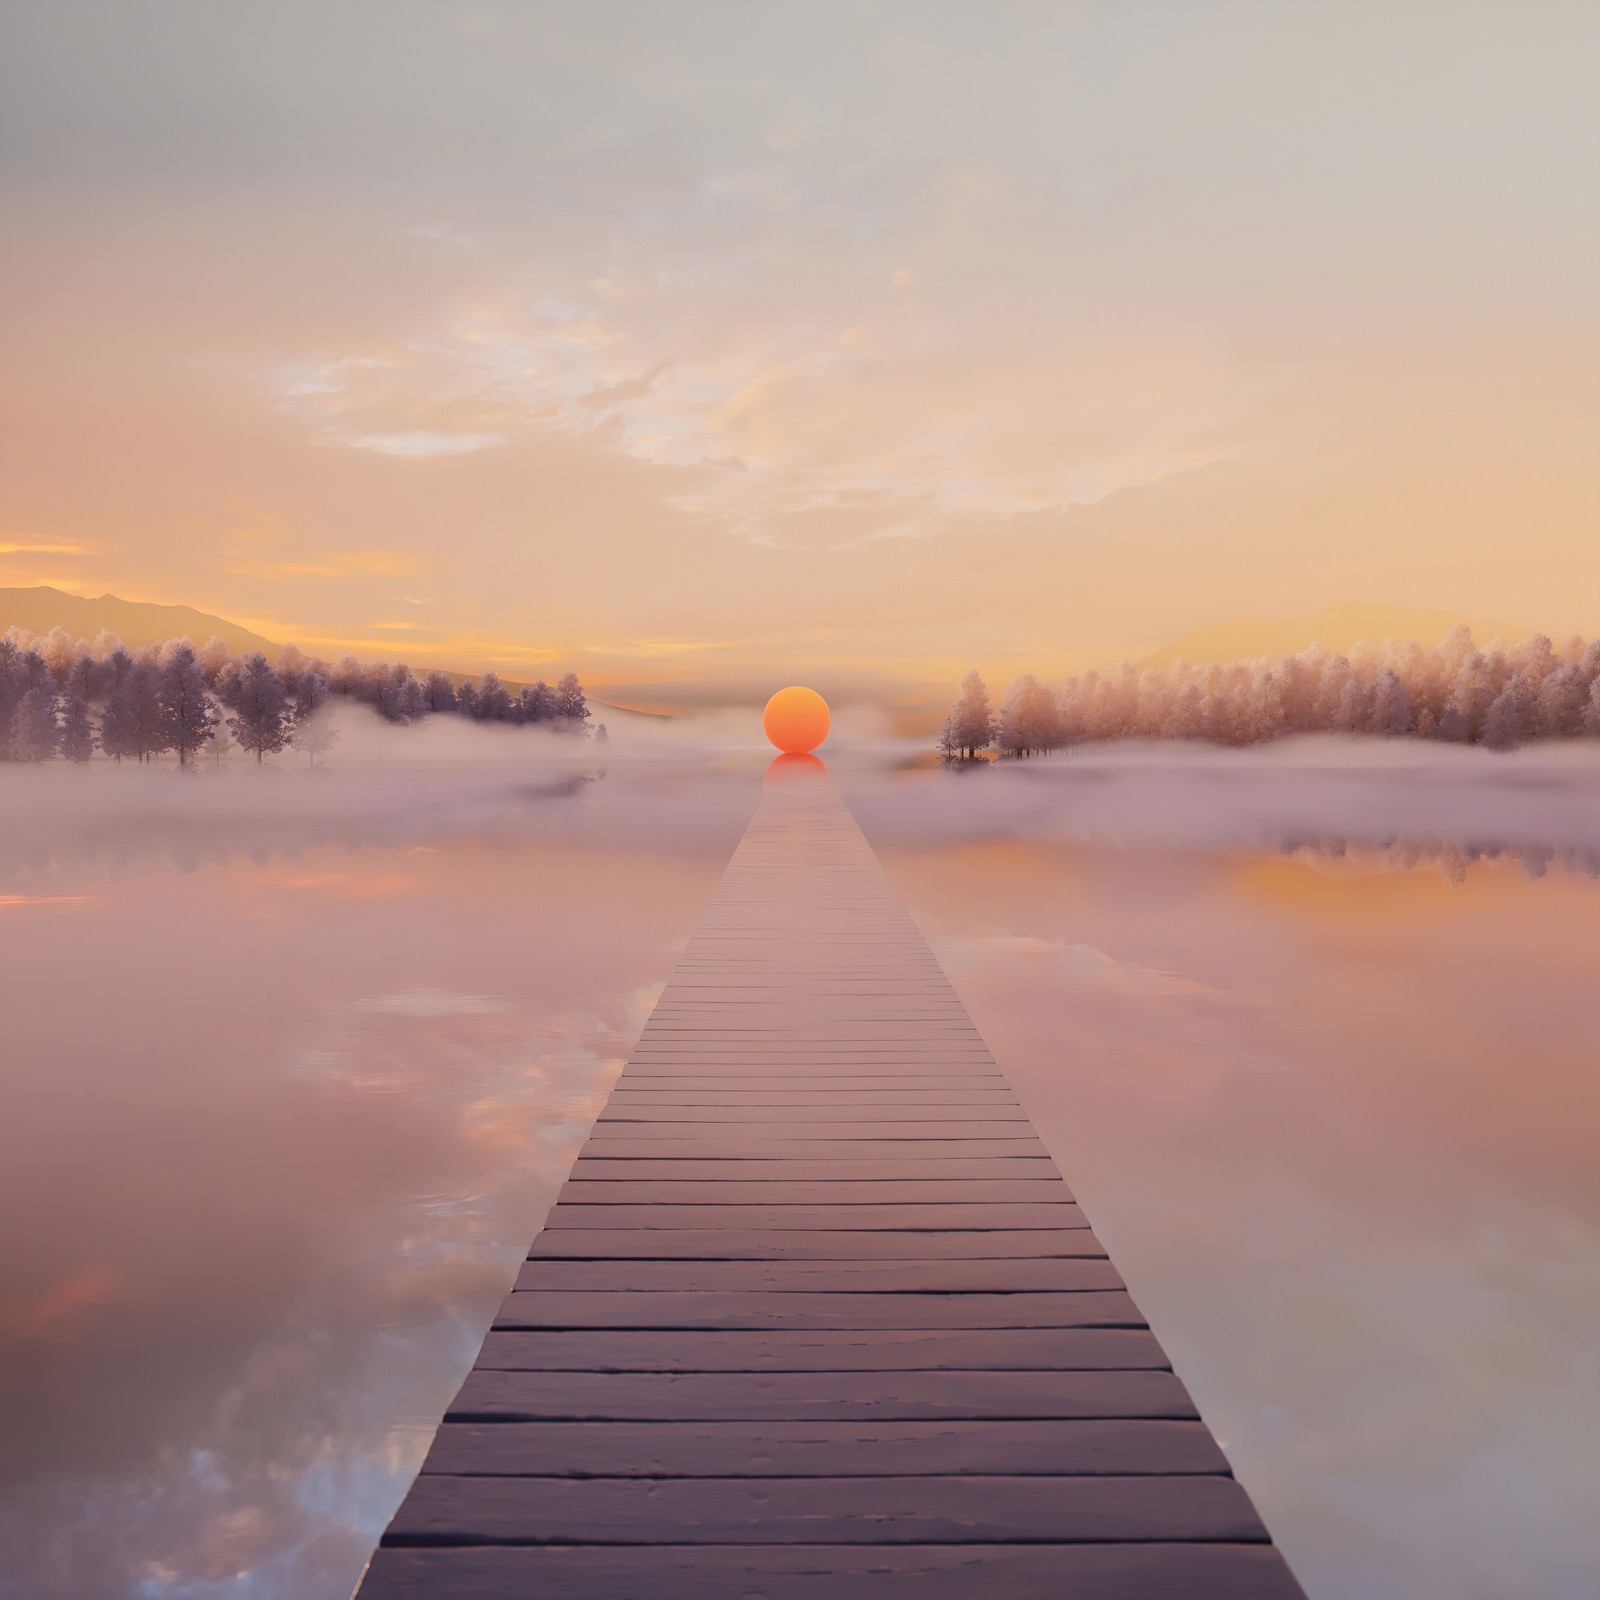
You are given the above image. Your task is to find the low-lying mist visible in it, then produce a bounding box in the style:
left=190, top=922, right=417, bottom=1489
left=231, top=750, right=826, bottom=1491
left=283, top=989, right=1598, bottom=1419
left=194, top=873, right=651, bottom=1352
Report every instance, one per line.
left=3, top=713, right=1599, bottom=1598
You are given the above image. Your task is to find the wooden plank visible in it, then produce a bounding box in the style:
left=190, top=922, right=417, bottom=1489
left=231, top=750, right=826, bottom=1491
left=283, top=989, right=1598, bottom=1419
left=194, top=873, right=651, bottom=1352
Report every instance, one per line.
left=449, top=1368, right=1193, bottom=1422
left=357, top=772, right=1305, bottom=1600
left=473, top=1328, right=1170, bottom=1372
left=360, top=1544, right=1308, bottom=1600
left=592, top=1120, right=1036, bottom=1132
left=596, top=1103, right=1029, bottom=1120
left=555, top=1180, right=1075, bottom=1206
left=528, top=1229, right=1102, bottom=1259
left=514, top=1259, right=1122, bottom=1293
left=567, top=1159, right=1059, bottom=1181
left=576, top=1138, right=1051, bottom=1160
left=493, top=1289, right=1145, bottom=1331
left=420, top=1418, right=1231, bottom=1477
left=382, top=1473, right=1266, bottom=1544
left=540, top=1203, right=1087, bottom=1230
left=602, top=1092, right=1027, bottom=1106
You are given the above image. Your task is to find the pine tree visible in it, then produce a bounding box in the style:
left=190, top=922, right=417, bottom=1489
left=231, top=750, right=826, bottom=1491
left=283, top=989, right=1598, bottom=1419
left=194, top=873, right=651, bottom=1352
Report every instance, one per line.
left=226, top=654, right=290, bottom=763
left=160, top=643, right=216, bottom=766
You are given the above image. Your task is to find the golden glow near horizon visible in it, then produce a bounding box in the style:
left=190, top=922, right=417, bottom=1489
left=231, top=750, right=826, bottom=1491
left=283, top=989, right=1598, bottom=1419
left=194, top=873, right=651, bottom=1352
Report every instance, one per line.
left=1, top=4, right=1597, bottom=704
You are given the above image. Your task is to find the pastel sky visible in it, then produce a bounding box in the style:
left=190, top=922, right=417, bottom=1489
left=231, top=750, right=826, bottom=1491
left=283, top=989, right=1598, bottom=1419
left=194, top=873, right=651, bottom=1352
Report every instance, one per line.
left=2, top=1, right=1596, bottom=704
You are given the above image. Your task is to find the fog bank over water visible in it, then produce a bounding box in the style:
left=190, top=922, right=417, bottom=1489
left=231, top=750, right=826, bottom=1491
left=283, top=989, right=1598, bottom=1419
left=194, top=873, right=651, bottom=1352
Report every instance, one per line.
left=2, top=727, right=1599, bottom=1597
left=8, top=719, right=1600, bottom=877
left=844, top=738, right=1600, bottom=867
left=0, top=740, right=750, bottom=1600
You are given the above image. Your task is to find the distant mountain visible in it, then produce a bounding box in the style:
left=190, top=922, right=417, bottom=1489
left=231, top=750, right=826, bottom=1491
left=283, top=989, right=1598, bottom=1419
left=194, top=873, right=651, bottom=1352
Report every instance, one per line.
left=0, top=582, right=662, bottom=717
left=0, top=585, right=280, bottom=656
left=1136, top=602, right=1531, bottom=670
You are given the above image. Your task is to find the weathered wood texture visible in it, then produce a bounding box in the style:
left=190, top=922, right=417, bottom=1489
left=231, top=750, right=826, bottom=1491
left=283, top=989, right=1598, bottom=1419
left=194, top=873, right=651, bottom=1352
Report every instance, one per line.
left=356, top=771, right=1305, bottom=1598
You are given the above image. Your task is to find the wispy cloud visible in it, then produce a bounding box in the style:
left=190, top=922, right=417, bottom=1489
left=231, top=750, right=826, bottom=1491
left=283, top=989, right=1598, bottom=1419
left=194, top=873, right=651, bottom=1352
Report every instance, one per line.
left=225, top=551, right=421, bottom=581
left=0, top=537, right=96, bottom=556
left=582, top=637, right=739, bottom=658
left=345, top=430, right=507, bottom=458
left=268, top=219, right=1234, bottom=549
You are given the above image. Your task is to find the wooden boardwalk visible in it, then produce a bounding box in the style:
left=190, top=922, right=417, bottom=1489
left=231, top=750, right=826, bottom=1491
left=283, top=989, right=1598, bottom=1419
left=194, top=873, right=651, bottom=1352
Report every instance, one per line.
left=357, top=767, right=1306, bottom=1598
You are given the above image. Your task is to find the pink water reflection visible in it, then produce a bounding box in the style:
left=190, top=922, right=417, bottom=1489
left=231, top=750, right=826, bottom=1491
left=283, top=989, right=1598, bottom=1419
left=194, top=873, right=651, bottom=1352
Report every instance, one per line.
left=870, top=836, right=1600, bottom=1600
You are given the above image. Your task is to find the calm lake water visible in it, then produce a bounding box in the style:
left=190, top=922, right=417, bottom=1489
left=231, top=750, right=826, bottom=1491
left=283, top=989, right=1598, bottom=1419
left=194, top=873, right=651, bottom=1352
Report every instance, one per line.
left=2, top=743, right=1597, bottom=1600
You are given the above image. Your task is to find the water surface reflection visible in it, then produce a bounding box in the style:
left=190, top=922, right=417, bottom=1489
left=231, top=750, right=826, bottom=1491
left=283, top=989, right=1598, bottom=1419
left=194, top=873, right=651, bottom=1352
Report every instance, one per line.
left=3, top=747, right=1599, bottom=1599
left=0, top=768, right=749, bottom=1599
left=868, top=836, right=1600, bottom=1600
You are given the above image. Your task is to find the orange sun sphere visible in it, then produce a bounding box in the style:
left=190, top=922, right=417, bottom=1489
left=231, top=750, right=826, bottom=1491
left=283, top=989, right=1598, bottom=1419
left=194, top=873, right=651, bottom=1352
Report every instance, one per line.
left=763, top=686, right=830, bottom=753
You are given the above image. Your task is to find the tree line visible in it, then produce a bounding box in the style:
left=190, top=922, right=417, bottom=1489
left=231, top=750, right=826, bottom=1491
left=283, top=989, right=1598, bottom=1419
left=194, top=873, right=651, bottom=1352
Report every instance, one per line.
left=0, top=626, right=599, bottom=765
left=940, top=627, right=1600, bottom=758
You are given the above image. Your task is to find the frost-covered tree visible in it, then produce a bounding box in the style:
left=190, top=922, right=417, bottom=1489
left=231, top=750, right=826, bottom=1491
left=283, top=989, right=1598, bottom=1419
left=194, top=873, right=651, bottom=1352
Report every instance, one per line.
left=521, top=681, right=556, bottom=723
left=1161, top=679, right=1205, bottom=739
left=226, top=654, right=291, bottom=763
left=455, top=679, right=480, bottom=719
left=996, top=674, right=1059, bottom=757
left=273, top=642, right=310, bottom=693
left=370, top=663, right=420, bottom=723
left=104, top=647, right=134, bottom=693
left=1535, top=664, right=1587, bottom=739
left=1584, top=679, right=1600, bottom=739
left=329, top=652, right=364, bottom=697
left=9, top=687, right=59, bottom=761
left=422, top=670, right=458, bottom=713
left=1482, top=681, right=1530, bottom=750
left=290, top=673, right=338, bottom=765
left=1335, top=676, right=1373, bottom=734
left=38, top=626, right=78, bottom=682
left=474, top=671, right=514, bottom=721
left=1368, top=669, right=1412, bottom=736
left=58, top=693, right=94, bottom=761
left=99, top=677, right=136, bottom=761
left=554, top=671, right=590, bottom=726
left=940, top=670, right=993, bottom=759
left=160, top=643, right=216, bottom=766
left=123, top=664, right=173, bottom=762
left=64, top=652, right=106, bottom=703
left=196, top=635, right=233, bottom=686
